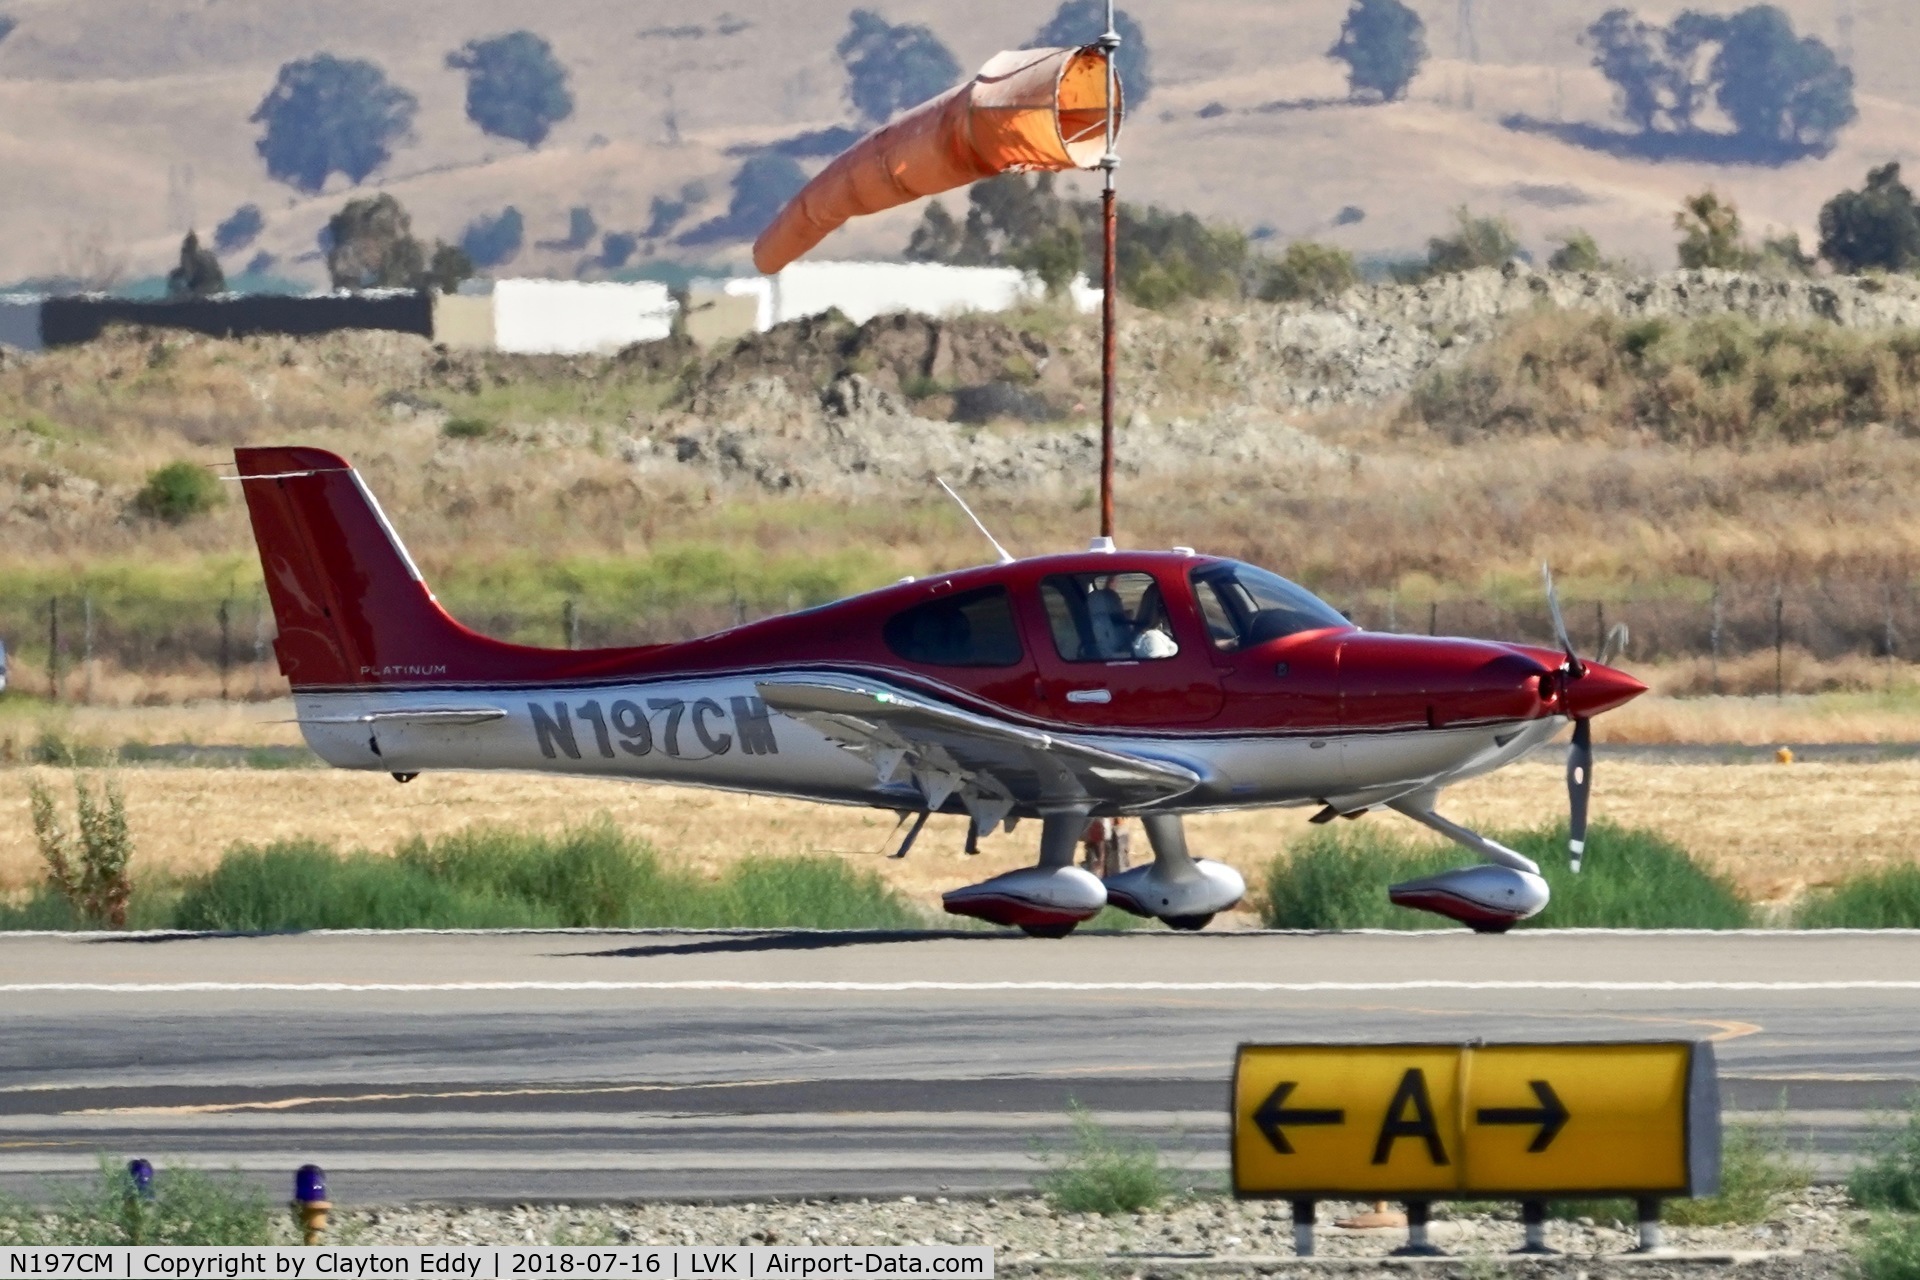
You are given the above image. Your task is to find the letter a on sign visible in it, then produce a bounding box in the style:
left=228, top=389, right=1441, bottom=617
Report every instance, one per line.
left=1372, top=1068, right=1449, bottom=1166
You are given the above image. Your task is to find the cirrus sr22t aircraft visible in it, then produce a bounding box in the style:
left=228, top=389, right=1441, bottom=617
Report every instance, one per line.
left=235, top=446, right=1645, bottom=936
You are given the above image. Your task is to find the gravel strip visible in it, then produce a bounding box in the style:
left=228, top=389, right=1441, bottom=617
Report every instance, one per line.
left=325, top=1186, right=1862, bottom=1275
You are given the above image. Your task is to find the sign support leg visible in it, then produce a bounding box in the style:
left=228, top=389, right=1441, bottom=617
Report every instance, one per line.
left=1633, top=1197, right=1663, bottom=1252
left=1514, top=1200, right=1557, bottom=1255
left=1291, top=1199, right=1315, bottom=1257
left=1391, top=1201, right=1446, bottom=1257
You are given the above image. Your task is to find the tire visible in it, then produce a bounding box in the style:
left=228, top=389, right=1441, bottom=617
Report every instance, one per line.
left=1164, top=914, right=1214, bottom=932
left=1469, top=921, right=1514, bottom=935
left=1019, top=921, right=1079, bottom=938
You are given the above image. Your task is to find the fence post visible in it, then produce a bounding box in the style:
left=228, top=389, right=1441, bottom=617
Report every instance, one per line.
left=218, top=597, right=232, bottom=702
left=1595, top=601, right=1605, bottom=658
left=563, top=598, right=579, bottom=650
left=1709, top=583, right=1722, bottom=695
left=1886, top=582, right=1898, bottom=694
left=1428, top=601, right=1437, bottom=636
left=1386, top=591, right=1398, bottom=634
left=1774, top=585, right=1785, bottom=700
left=47, top=596, right=60, bottom=703
left=81, top=595, right=94, bottom=706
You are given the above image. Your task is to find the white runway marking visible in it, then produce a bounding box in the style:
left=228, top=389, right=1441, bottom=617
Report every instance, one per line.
left=1, top=980, right=1916, bottom=993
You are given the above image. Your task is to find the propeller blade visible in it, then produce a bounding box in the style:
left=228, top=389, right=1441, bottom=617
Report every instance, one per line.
left=1541, top=563, right=1584, bottom=676
left=1567, top=716, right=1593, bottom=872
left=1598, top=621, right=1630, bottom=668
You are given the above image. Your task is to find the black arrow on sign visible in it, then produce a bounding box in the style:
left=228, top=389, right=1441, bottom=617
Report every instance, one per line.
left=1475, top=1080, right=1570, bottom=1152
left=1253, top=1082, right=1345, bottom=1154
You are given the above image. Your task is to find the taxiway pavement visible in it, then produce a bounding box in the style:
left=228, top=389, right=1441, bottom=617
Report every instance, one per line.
left=0, top=929, right=1914, bottom=1201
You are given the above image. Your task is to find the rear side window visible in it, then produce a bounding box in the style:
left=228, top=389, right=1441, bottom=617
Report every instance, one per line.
left=883, top=586, right=1024, bottom=667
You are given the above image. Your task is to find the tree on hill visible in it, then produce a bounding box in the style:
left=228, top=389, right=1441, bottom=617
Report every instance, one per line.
left=835, top=10, right=961, bottom=126
left=678, top=156, right=808, bottom=245
left=213, top=205, right=264, bottom=255
left=1674, top=191, right=1758, bottom=269
left=327, top=194, right=472, bottom=292
left=165, top=232, right=225, bottom=299
left=1029, top=0, right=1153, bottom=107
left=1710, top=5, right=1855, bottom=156
left=1328, top=0, right=1428, bottom=103
left=1583, top=5, right=1854, bottom=162
left=252, top=55, right=418, bottom=192
left=446, top=31, right=575, bottom=148
left=460, top=207, right=525, bottom=268
left=329, top=195, right=424, bottom=288
left=0, top=15, right=17, bottom=44
left=1820, top=164, right=1920, bottom=274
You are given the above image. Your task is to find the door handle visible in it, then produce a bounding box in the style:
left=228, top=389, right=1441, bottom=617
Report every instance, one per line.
left=1065, top=688, right=1112, bottom=705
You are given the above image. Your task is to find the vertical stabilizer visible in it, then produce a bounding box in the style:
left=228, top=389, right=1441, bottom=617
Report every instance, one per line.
left=235, top=446, right=546, bottom=689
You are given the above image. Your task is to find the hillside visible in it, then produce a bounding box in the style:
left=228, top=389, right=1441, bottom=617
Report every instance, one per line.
left=1, top=0, right=1918, bottom=288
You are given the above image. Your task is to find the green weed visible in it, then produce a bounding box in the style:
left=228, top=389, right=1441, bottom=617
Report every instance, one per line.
left=441, top=416, right=496, bottom=440
left=1034, top=1104, right=1175, bottom=1215
left=171, top=820, right=926, bottom=931
left=29, top=774, right=133, bottom=928
left=0, top=1158, right=271, bottom=1245
left=1852, top=1094, right=1920, bottom=1211
left=1851, top=1215, right=1920, bottom=1280
left=1798, top=864, right=1920, bottom=928
left=132, top=462, right=223, bottom=524
left=1259, top=820, right=1749, bottom=930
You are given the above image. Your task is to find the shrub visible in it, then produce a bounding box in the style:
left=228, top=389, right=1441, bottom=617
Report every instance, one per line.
left=1853, top=1215, right=1920, bottom=1280
left=1851, top=1094, right=1920, bottom=1211
left=1821, top=163, right=1920, bottom=274
left=1797, top=863, right=1920, bottom=928
left=1676, top=190, right=1758, bottom=269
left=1548, top=230, right=1605, bottom=272
left=1664, top=1119, right=1808, bottom=1224
left=29, top=775, right=133, bottom=929
left=1260, top=820, right=1749, bottom=930
left=1423, top=207, right=1520, bottom=276
left=1256, top=240, right=1359, bottom=302
left=133, top=462, right=223, bottom=523
left=1035, top=1103, right=1174, bottom=1214
left=442, top=416, right=496, bottom=440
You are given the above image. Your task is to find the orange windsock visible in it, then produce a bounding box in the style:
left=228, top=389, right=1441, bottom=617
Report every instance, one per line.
left=752, top=45, right=1119, bottom=276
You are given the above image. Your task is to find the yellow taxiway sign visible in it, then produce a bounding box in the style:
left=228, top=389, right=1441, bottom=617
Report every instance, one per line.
left=1231, top=1041, right=1719, bottom=1199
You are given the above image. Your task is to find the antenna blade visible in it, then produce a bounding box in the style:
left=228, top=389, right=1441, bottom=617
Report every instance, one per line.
left=937, top=477, right=1016, bottom=565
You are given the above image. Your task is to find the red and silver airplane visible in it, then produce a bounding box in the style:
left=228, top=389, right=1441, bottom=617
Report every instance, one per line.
left=234, top=445, right=1645, bottom=936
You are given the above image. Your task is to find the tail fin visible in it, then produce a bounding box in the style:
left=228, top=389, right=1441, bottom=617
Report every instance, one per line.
left=236, top=446, right=545, bottom=689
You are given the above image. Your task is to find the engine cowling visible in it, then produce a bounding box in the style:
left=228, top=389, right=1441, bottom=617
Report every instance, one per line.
left=943, top=865, right=1107, bottom=931
left=1388, top=864, right=1549, bottom=933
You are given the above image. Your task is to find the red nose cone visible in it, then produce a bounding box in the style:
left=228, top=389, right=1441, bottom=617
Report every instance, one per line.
left=1564, top=662, right=1647, bottom=719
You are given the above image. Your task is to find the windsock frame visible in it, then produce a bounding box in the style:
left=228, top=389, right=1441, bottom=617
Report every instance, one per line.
left=752, top=44, right=1121, bottom=276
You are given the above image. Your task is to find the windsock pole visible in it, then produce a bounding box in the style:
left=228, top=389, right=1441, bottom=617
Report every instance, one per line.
left=1097, top=0, right=1120, bottom=544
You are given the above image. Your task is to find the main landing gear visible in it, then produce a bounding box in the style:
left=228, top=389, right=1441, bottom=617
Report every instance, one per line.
left=941, top=809, right=1246, bottom=937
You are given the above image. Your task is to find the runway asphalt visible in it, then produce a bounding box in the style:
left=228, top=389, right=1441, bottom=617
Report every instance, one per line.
left=0, top=929, right=1916, bottom=1203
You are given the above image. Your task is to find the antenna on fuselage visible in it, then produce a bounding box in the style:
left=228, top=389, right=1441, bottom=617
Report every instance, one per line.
left=937, top=477, right=1016, bottom=565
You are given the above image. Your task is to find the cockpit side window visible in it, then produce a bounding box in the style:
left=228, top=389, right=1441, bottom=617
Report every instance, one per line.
left=1040, top=572, right=1180, bottom=662
left=882, top=586, right=1024, bottom=667
left=1189, top=562, right=1346, bottom=651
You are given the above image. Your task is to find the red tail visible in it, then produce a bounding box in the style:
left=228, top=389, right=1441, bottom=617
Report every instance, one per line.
left=236, top=447, right=597, bottom=689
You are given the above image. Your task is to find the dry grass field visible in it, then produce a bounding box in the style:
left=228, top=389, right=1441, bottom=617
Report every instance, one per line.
left=3, top=0, right=1920, bottom=286
left=0, top=751, right=1907, bottom=911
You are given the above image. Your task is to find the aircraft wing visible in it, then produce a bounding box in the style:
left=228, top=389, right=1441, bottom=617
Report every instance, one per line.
left=755, top=676, right=1200, bottom=819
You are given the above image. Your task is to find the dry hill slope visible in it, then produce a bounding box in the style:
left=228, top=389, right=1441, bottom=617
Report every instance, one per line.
left=1, top=0, right=1918, bottom=286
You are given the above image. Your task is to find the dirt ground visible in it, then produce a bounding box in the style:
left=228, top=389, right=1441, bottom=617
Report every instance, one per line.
left=0, top=743, right=1908, bottom=909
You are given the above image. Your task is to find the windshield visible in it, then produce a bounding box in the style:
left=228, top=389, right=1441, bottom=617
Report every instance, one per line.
left=1190, top=561, right=1348, bottom=651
